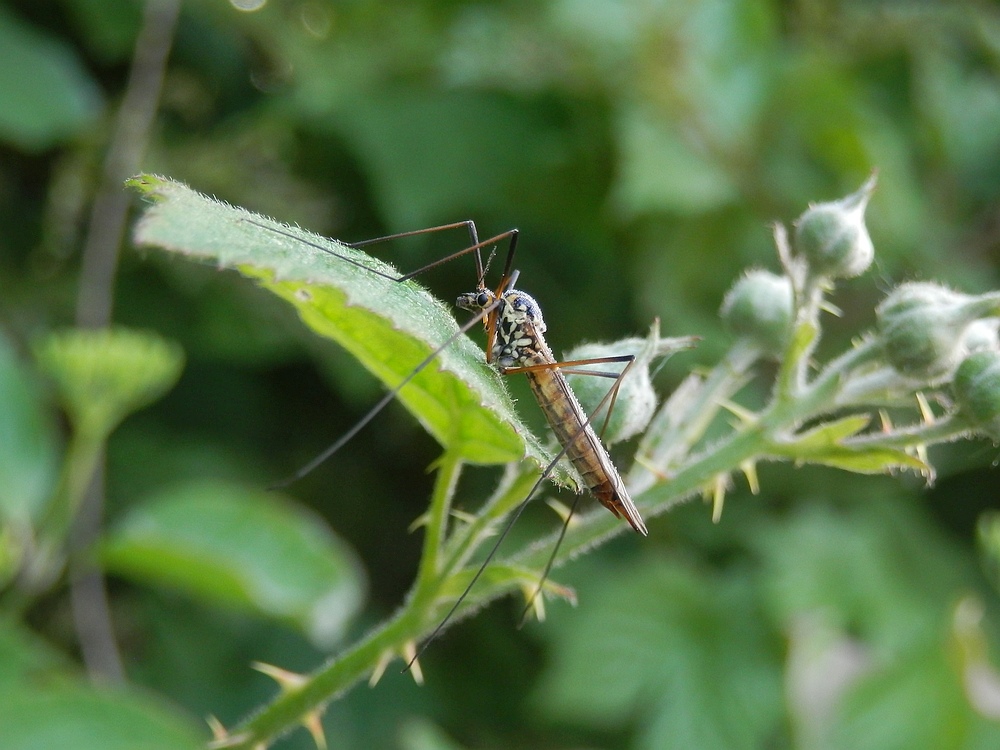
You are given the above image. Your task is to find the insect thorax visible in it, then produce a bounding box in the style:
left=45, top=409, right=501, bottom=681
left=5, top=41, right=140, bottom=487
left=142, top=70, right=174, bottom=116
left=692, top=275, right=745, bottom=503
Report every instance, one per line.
left=493, top=289, right=549, bottom=369
left=456, top=287, right=550, bottom=370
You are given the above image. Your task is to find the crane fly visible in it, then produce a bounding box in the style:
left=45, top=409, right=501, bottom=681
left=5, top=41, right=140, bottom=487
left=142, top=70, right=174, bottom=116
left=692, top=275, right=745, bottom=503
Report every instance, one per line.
left=248, top=217, right=647, bottom=656
left=454, top=240, right=647, bottom=535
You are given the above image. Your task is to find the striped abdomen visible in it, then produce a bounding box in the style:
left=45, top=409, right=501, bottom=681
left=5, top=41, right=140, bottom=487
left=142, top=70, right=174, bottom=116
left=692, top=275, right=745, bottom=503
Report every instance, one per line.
left=523, top=365, right=648, bottom=536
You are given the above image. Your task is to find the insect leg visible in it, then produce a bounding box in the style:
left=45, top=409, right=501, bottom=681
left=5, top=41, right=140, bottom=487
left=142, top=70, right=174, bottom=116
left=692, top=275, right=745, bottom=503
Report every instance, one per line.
left=405, top=416, right=600, bottom=671
left=270, top=294, right=503, bottom=488
left=507, top=355, right=639, bottom=622
left=245, top=218, right=521, bottom=485
left=244, top=217, right=516, bottom=287
left=501, top=353, right=636, bottom=440
left=407, top=354, right=639, bottom=667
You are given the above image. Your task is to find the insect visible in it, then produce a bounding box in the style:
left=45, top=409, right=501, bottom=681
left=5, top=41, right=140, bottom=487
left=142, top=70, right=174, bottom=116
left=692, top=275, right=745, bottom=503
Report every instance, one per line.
left=454, top=239, right=647, bottom=536
left=249, top=217, right=647, bottom=654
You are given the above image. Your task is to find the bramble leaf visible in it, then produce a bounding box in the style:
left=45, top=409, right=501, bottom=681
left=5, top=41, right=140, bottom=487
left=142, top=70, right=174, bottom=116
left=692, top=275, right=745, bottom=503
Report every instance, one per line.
left=128, top=175, right=550, bottom=470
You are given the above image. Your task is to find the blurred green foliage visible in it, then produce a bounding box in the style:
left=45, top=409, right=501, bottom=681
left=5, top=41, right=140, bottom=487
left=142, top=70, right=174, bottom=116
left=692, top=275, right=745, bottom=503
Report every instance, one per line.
left=2, top=0, right=1000, bottom=749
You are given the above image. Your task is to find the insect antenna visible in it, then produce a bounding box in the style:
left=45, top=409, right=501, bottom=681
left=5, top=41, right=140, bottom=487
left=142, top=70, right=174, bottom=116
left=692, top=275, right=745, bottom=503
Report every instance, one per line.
left=243, top=218, right=513, bottom=286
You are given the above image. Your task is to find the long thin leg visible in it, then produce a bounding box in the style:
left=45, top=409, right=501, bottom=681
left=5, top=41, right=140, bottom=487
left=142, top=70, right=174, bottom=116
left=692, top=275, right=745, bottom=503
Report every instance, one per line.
left=406, top=355, right=636, bottom=669
left=513, top=356, right=637, bottom=621
left=500, top=354, right=636, bottom=440
left=244, top=217, right=518, bottom=288
left=269, top=295, right=502, bottom=488
left=245, top=217, right=521, bottom=484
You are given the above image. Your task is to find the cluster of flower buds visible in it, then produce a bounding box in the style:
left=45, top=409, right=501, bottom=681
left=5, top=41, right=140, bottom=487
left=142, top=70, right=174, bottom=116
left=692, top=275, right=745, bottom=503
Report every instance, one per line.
left=708, top=172, right=1000, bottom=466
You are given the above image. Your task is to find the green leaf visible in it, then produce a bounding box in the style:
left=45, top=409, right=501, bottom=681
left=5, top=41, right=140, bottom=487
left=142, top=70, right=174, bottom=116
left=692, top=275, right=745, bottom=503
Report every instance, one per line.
left=33, top=328, right=184, bottom=441
left=790, top=414, right=873, bottom=445
left=753, top=498, right=967, bottom=648
left=100, top=480, right=367, bottom=647
left=0, top=333, right=58, bottom=524
left=128, top=174, right=549, bottom=469
left=830, top=639, right=1000, bottom=750
left=536, top=559, right=783, bottom=749
left=0, top=617, right=75, bottom=691
left=772, top=415, right=929, bottom=474
left=0, top=7, right=102, bottom=150
left=0, top=684, right=202, bottom=750
left=398, top=719, right=469, bottom=750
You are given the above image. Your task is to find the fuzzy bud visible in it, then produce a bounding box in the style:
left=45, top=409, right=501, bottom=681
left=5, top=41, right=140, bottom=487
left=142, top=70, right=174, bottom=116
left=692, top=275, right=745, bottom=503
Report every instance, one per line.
left=962, top=320, right=1000, bottom=354
left=720, top=270, right=793, bottom=357
left=564, top=323, right=697, bottom=446
left=954, top=350, right=1000, bottom=441
left=876, top=282, right=1000, bottom=380
left=794, top=174, right=876, bottom=280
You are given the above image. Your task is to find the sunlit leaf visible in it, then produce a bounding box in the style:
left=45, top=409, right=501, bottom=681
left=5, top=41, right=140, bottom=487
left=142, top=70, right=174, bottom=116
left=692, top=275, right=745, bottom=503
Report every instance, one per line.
left=128, top=174, right=553, bottom=471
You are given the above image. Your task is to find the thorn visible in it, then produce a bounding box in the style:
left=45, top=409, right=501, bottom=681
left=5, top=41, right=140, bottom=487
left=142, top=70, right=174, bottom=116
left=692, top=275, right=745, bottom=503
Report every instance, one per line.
left=206, top=727, right=254, bottom=749
left=206, top=715, right=228, bottom=742
left=916, top=443, right=932, bottom=483
left=915, top=392, right=935, bottom=424
left=740, top=460, right=760, bottom=495
left=520, top=582, right=547, bottom=622
left=369, top=649, right=393, bottom=687
left=449, top=508, right=477, bottom=525
left=711, top=474, right=727, bottom=523
left=878, top=409, right=893, bottom=432
left=303, top=709, right=328, bottom=750
left=717, top=398, right=757, bottom=426
left=408, top=512, right=430, bottom=533
left=251, top=661, right=306, bottom=691
left=632, top=452, right=670, bottom=481
left=549, top=580, right=577, bottom=606
left=532, top=589, right=547, bottom=621
left=819, top=300, right=843, bottom=317
left=402, top=641, right=424, bottom=685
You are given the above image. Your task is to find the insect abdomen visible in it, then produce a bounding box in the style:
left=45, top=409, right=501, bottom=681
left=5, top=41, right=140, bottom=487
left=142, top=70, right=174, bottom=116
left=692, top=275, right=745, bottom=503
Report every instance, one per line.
left=524, top=367, right=648, bottom=536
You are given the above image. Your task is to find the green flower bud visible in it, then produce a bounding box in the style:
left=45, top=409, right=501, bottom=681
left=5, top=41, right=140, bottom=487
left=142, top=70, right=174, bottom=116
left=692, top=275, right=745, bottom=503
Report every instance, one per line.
left=876, top=282, right=1000, bottom=379
left=962, top=320, right=1000, bottom=354
left=720, top=270, right=793, bottom=357
left=794, top=174, right=876, bottom=279
left=954, top=350, right=1000, bottom=440
left=565, top=323, right=697, bottom=445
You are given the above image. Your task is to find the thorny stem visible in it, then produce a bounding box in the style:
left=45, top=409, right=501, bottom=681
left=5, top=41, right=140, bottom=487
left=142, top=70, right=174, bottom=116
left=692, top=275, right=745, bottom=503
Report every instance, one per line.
left=224, top=308, right=985, bottom=750
left=629, top=341, right=758, bottom=495
left=218, top=194, right=1000, bottom=747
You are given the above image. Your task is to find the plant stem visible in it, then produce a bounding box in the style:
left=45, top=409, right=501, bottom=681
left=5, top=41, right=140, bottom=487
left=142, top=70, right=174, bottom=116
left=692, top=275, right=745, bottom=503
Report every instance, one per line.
left=229, top=609, right=417, bottom=749
left=413, top=451, right=463, bottom=594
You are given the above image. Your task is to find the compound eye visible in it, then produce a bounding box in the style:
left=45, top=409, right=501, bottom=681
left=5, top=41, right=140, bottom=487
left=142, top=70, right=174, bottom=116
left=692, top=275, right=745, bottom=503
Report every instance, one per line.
left=476, top=292, right=490, bottom=307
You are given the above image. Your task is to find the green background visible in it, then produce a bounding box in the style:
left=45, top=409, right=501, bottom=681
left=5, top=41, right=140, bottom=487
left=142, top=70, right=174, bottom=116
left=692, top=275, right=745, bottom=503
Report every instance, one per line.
left=2, top=0, right=1000, bottom=748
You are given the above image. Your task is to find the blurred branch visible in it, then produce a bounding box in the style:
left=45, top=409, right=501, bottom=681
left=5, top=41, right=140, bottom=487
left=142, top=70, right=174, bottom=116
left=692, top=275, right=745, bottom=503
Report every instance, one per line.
left=75, top=0, right=180, bottom=328
left=71, top=0, right=181, bottom=684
